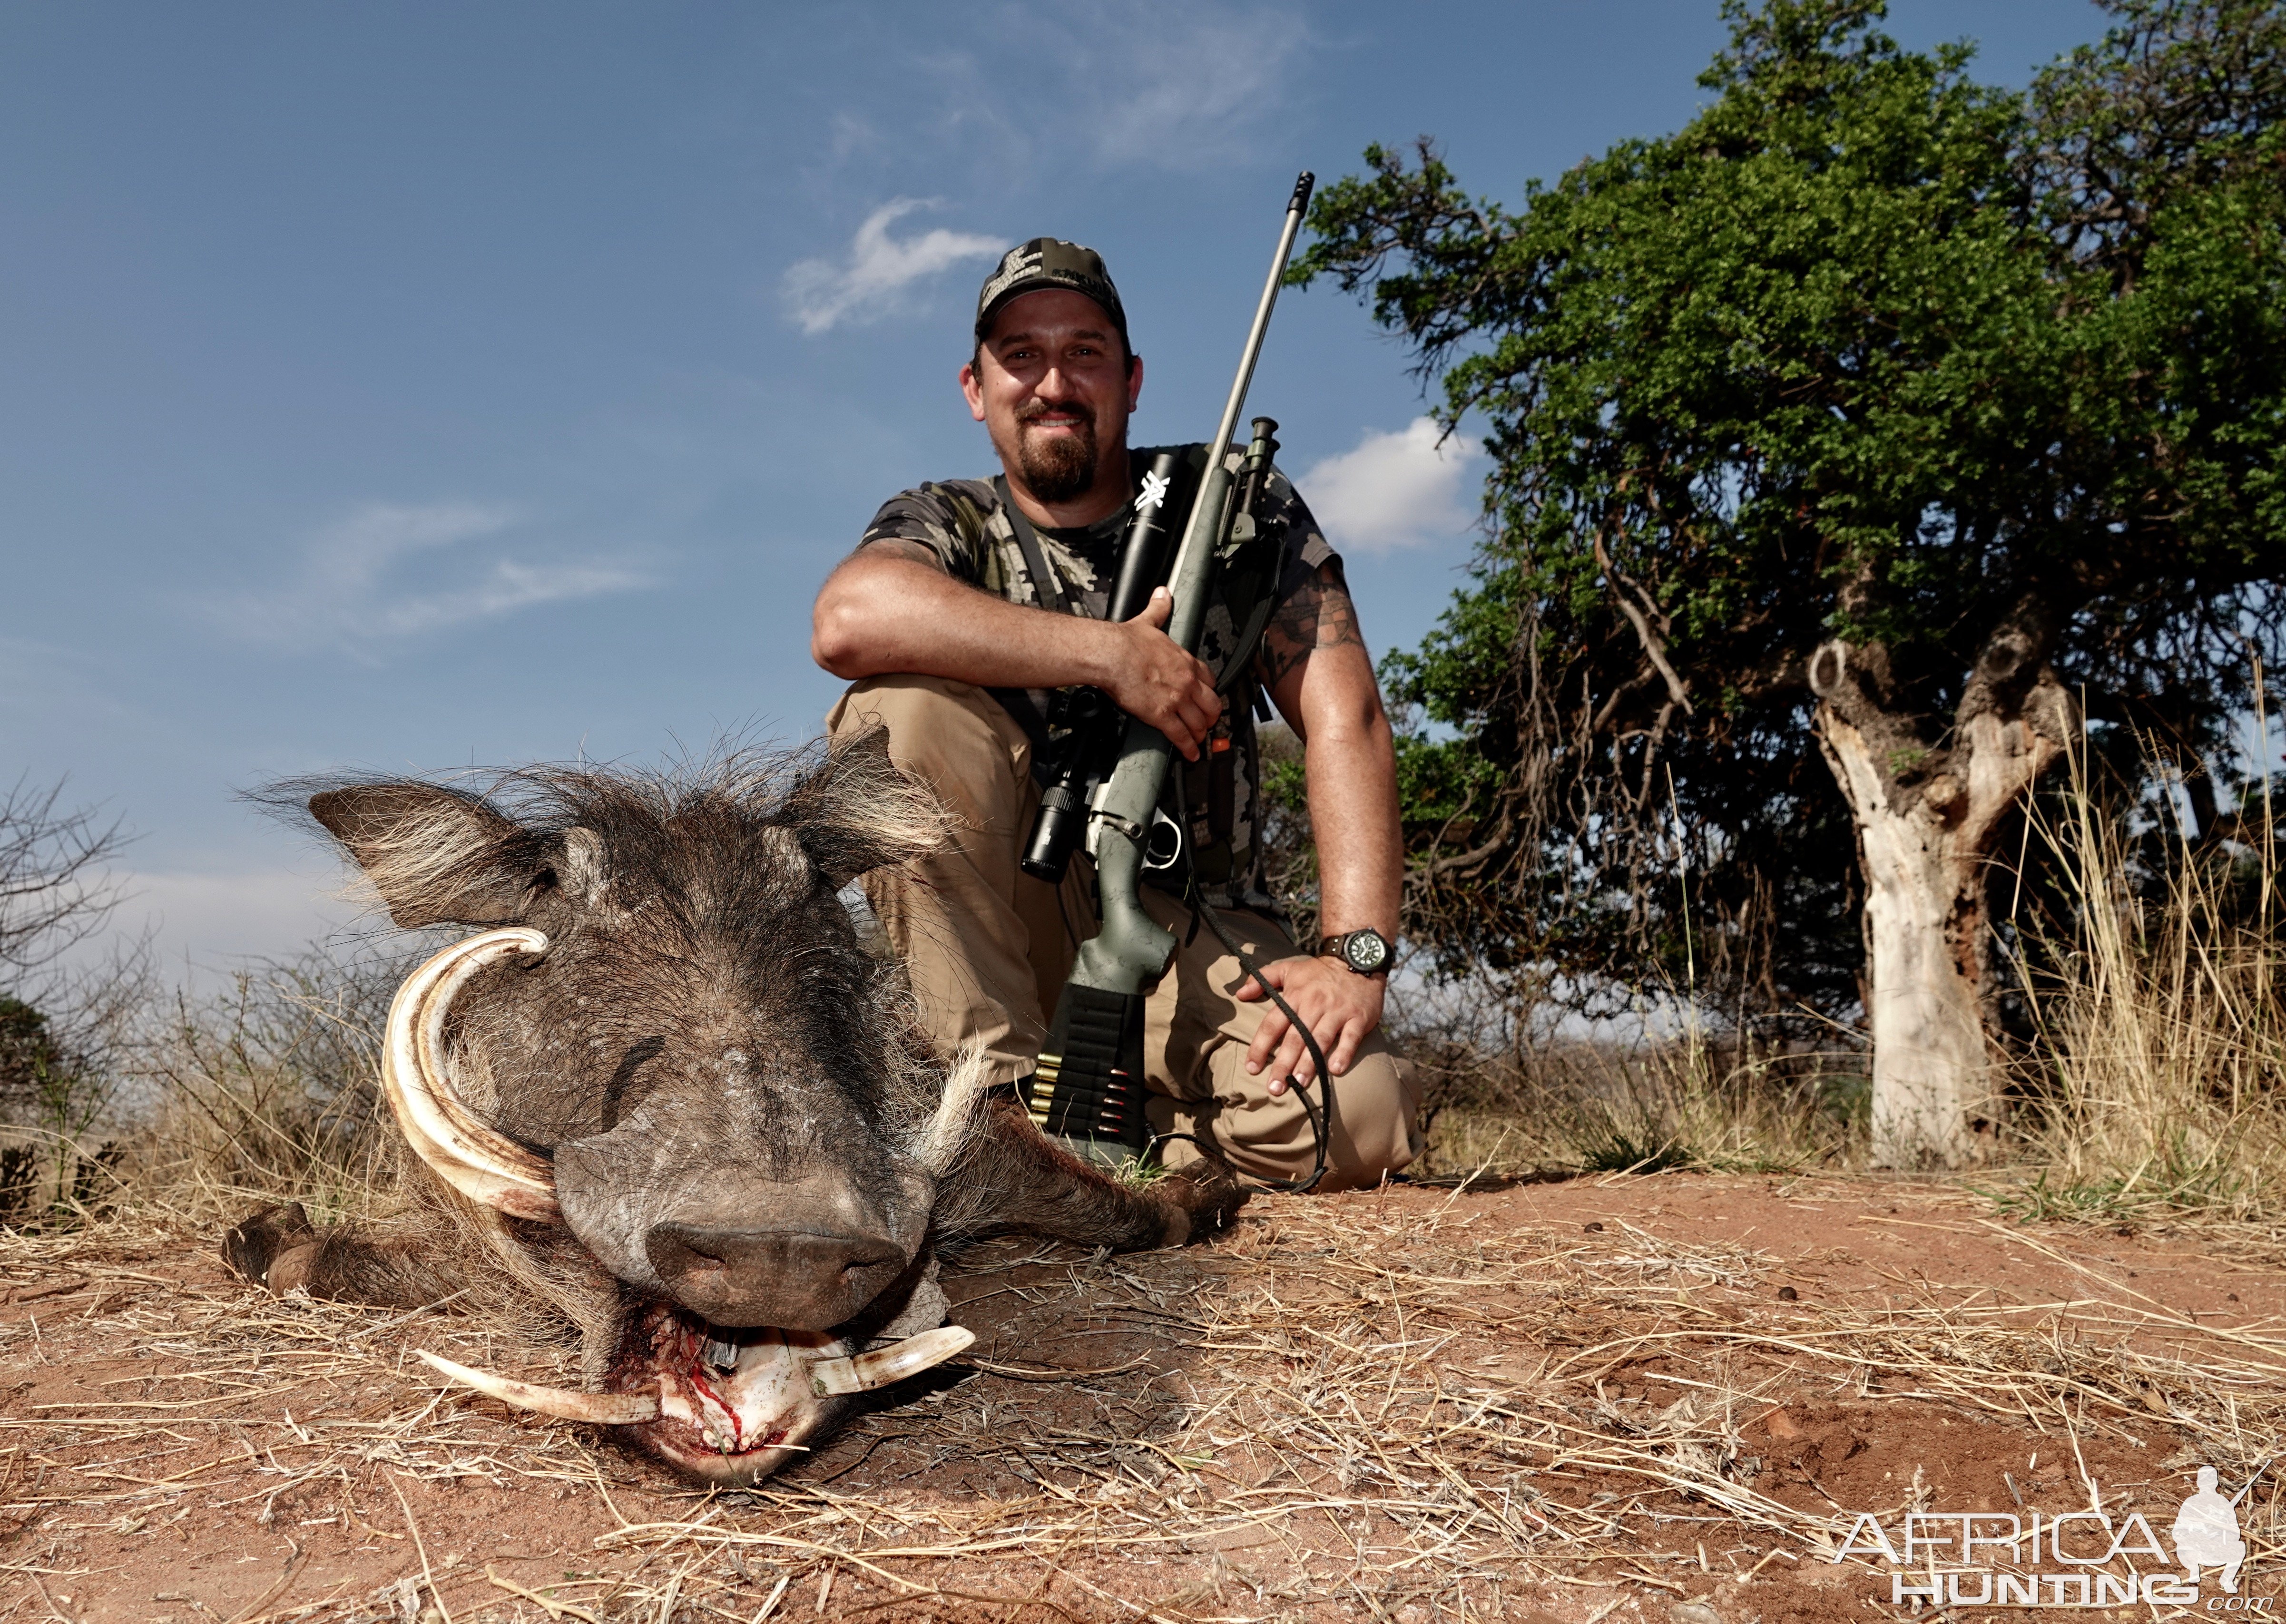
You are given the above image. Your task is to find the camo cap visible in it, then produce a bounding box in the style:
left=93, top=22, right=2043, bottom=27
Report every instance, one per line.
left=974, top=238, right=1129, bottom=346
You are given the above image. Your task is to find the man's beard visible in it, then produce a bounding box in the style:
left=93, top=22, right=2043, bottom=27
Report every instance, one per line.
left=1015, top=406, right=1099, bottom=505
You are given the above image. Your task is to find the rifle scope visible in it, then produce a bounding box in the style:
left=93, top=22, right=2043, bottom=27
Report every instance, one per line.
left=1019, top=448, right=1190, bottom=884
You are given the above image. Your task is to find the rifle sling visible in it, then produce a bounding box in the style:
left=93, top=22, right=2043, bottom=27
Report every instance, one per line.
left=989, top=476, right=1078, bottom=782
left=994, top=476, right=1073, bottom=618
left=1220, top=594, right=1278, bottom=698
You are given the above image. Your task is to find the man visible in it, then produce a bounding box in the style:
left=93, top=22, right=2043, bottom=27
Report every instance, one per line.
left=810, top=237, right=1419, bottom=1190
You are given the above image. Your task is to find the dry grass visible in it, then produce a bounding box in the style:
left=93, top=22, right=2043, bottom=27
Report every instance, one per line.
left=1409, top=1042, right=1866, bottom=1184
left=1409, top=759, right=2285, bottom=1226
left=0, top=1219, right=624, bottom=1622
left=9, top=945, right=418, bottom=1239
left=10, top=1178, right=2286, bottom=1622
left=1990, top=749, right=2286, bottom=1226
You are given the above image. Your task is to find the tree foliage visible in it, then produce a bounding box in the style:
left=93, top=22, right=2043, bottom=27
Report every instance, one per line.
left=1294, top=0, right=2286, bottom=1026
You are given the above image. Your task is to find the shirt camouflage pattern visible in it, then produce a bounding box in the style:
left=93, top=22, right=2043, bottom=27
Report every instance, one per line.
left=856, top=443, right=1335, bottom=912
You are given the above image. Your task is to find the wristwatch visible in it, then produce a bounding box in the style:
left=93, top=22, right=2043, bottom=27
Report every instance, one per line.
left=1320, top=928, right=1393, bottom=976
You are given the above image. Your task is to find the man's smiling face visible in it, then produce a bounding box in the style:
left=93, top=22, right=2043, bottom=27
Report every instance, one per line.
left=961, top=288, right=1143, bottom=512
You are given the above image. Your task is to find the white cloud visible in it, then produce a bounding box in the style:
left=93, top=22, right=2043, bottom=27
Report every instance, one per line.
left=203, top=501, right=650, bottom=657
left=920, top=3, right=1310, bottom=172
left=1069, top=4, right=1311, bottom=167
left=367, top=557, right=648, bottom=638
left=783, top=200, right=1005, bottom=335
left=1294, top=418, right=1484, bottom=556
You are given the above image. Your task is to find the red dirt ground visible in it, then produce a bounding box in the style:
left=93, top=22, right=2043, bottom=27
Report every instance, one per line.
left=4, top=1172, right=2281, bottom=1623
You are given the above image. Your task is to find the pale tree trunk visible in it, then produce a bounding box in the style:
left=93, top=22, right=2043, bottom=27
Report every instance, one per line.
left=1807, top=609, right=2077, bottom=1168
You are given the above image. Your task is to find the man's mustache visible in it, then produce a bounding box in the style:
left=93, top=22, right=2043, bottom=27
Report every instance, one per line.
left=1016, top=399, right=1094, bottom=428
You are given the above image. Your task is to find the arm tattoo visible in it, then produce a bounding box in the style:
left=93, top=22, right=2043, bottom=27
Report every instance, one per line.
left=1258, top=559, right=1366, bottom=688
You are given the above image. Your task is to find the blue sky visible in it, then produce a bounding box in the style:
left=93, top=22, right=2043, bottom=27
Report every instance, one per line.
left=1, top=0, right=2117, bottom=976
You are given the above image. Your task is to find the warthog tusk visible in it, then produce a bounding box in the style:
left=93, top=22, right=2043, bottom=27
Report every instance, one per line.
left=416, top=1350, right=661, bottom=1424
left=382, top=927, right=562, bottom=1223
left=807, top=1324, right=975, bottom=1397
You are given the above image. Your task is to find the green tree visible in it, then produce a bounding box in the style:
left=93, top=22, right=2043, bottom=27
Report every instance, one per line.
left=1295, top=0, right=2286, bottom=1165
left=0, top=993, right=105, bottom=1217
left=0, top=995, right=64, bottom=1105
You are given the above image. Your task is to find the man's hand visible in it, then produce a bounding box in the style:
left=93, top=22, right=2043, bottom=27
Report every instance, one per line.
left=1234, top=954, right=1384, bottom=1091
left=816, top=552, right=1223, bottom=759
left=1100, top=586, right=1223, bottom=761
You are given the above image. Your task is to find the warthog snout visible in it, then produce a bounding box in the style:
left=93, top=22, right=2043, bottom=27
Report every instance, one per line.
left=645, top=1220, right=909, bottom=1331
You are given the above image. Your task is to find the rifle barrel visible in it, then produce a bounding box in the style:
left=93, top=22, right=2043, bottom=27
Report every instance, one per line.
left=1164, top=171, right=1314, bottom=619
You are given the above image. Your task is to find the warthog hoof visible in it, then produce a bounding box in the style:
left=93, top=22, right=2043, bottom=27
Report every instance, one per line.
left=221, top=1201, right=320, bottom=1291
left=1158, top=1159, right=1248, bottom=1243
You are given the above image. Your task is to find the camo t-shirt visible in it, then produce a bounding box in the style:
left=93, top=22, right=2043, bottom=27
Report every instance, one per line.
left=854, top=443, right=1336, bottom=913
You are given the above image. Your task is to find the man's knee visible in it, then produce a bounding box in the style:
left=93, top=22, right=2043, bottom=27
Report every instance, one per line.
left=826, top=675, right=1029, bottom=819
left=1156, top=1042, right=1422, bottom=1191
left=829, top=674, right=1013, bottom=759
left=1314, top=1050, right=1423, bottom=1190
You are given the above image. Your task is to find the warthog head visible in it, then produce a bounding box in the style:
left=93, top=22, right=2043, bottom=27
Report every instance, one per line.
left=300, top=732, right=984, bottom=1482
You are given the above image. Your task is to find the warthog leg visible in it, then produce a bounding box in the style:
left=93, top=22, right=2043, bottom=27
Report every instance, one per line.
left=220, top=1201, right=318, bottom=1290
left=934, top=1091, right=1247, bottom=1250
left=220, top=1201, right=474, bottom=1308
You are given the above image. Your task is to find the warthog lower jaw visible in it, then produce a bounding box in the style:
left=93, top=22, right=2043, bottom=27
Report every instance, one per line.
left=628, top=1306, right=971, bottom=1483
left=416, top=1306, right=972, bottom=1486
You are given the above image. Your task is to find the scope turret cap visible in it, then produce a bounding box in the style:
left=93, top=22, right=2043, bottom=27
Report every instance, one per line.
left=974, top=238, right=1128, bottom=346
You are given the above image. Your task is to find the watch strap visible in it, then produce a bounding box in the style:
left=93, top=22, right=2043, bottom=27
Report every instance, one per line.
left=1321, top=929, right=1390, bottom=973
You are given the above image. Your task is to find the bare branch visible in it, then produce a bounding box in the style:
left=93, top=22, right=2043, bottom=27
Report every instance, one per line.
left=0, top=775, right=135, bottom=978
left=1593, top=534, right=1695, bottom=719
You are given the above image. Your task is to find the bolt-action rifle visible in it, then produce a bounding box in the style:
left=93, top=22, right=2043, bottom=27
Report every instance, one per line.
left=1020, top=173, right=1322, bottom=1172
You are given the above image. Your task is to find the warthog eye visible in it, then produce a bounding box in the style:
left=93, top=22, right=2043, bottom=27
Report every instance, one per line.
left=600, top=1035, right=667, bottom=1130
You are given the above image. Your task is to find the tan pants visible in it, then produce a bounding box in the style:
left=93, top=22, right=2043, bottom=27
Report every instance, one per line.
left=825, top=675, right=1422, bottom=1189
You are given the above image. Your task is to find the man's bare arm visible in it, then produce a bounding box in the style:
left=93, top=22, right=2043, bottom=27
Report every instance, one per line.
left=1234, top=560, right=1404, bottom=1085
left=1264, top=561, right=1401, bottom=942
left=810, top=541, right=1224, bottom=758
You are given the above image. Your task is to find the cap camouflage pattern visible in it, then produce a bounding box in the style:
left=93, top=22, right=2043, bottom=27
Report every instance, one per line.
left=975, top=238, right=1129, bottom=346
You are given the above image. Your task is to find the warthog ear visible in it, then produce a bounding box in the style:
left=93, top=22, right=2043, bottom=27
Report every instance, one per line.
left=776, top=727, right=957, bottom=886
left=309, top=783, right=558, bottom=929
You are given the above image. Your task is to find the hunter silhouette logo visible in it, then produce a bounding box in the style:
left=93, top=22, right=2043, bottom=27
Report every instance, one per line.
left=2176, top=1467, right=2253, bottom=1595
left=1828, top=1464, right=2269, bottom=1608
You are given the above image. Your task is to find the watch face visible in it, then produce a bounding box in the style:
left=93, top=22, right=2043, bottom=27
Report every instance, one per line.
left=1343, top=930, right=1390, bottom=973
